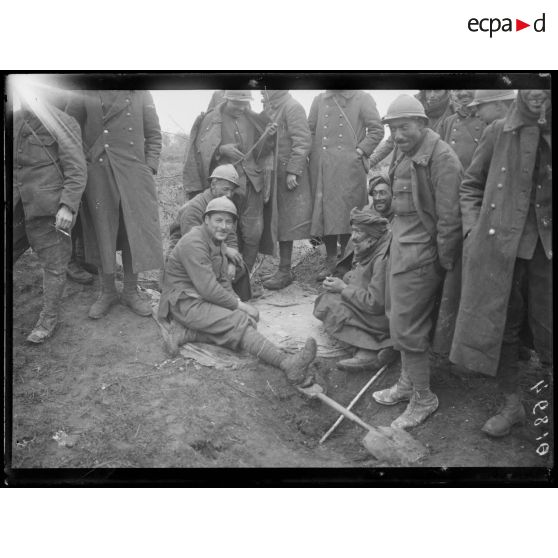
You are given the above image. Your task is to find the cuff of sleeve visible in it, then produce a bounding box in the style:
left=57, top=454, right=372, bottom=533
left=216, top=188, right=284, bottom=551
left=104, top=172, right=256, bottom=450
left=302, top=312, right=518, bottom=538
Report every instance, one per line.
left=357, top=143, right=371, bottom=157
left=59, top=195, right=79, bottom=214
left=146, top=159, right=159, bottom=174
left=286, top=163, right=303, bottom=176
left=340, top=285, right=355, bottom=302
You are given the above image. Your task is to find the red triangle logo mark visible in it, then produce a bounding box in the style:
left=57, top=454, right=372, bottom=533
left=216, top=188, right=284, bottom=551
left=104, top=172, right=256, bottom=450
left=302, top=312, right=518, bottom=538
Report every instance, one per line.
left=516, top=19, right=530, bottom=31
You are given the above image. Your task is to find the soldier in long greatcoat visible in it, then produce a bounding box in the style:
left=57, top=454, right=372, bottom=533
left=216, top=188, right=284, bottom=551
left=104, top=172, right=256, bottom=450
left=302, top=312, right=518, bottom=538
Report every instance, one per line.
left=65, top=90, right=164, bottom=320
left=450, top=90, right=552, bottom=438
left=308, top=90, right=383, bottom=280
left=259, top=90, right=313, bottom=290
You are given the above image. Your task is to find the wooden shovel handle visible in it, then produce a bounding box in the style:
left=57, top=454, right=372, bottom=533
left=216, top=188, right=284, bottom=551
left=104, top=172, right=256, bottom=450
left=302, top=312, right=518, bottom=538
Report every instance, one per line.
left=315, top=393, right=372, bottom=432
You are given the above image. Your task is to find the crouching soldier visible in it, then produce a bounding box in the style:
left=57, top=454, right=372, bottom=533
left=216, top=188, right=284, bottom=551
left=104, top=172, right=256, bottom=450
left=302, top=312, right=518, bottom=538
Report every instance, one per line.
left=168, top=164, right=251, bottom=300
left=159, top=196, right=317, bottom=386
left=372, top=95, right=463, bottom=430
left=314, top=208, right=397, bottom=372
left=13, top=85, right=87, bottom=343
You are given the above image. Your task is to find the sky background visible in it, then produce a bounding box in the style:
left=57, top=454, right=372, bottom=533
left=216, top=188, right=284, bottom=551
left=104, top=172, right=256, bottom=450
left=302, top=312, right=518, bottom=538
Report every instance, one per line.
left=151, top=90, right=418, bottom=138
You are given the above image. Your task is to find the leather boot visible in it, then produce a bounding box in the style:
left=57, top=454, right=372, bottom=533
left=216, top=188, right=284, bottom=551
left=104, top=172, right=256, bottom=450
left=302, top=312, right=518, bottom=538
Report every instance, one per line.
left=391, top=389, right=439, bottom=430
left=89, top=273, right=119, bottom=319
left=262, top=268, right=293, bottom=290
left=280, top=338, right=317, bottom=385
left=67, top=259, right=94, bottom=285
left=481, top=393, right=526, bottom=437
left=27, top=270, right=66, bottom=343
left=337, top=348, right=380, bottom=372
left=121, top=273, right=152, bottom=317
left=161, top=319, right=199, bottom=357
left=372, top=370, right=413, bottom=405
left=240, top=328, right=317, bottom=385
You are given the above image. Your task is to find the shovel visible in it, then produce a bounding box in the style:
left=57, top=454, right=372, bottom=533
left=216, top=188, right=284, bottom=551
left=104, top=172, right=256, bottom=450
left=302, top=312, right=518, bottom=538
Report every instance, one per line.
left=298, top=383, right=428, bottom=465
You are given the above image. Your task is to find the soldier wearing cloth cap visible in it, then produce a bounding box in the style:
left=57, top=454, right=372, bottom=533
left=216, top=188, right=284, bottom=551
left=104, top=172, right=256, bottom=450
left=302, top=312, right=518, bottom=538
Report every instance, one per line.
left=168, top=164, right=251, bottom=301
left=451, top=90, right=552, bottom=437
left=182, top=90, right=277, bottom=276
left=159, top=196, right=317, bottom=385
left=65, top=90, right=164, bottom=320
left=372, top=95, right=463, bottom=430
left=313, top=207, right=397, bottom=372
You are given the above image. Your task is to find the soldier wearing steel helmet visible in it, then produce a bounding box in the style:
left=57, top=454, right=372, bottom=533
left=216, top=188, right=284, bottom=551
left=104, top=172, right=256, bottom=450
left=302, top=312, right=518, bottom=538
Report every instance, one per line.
left=167, top=164, right=251, bottom=301
left=371, top=94, right=463, bottom=430
left=182, top=90, right=277, bottom=280
left=468, top=89, right=516, bottom=125
left=158, top=196, right=317, bottom=386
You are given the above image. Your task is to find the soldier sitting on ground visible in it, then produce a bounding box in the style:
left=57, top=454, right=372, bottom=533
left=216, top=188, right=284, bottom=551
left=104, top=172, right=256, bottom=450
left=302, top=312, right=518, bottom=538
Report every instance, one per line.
left=159, top=196, right=317, bottom=386
left=313, top=208, right=398, bottom=372
left=168, top=164, right=251, bottom=300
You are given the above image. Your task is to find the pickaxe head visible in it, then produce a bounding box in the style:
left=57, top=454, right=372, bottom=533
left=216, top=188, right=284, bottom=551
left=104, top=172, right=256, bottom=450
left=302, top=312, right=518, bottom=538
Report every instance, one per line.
left=297, top=383, right=324, bottom=398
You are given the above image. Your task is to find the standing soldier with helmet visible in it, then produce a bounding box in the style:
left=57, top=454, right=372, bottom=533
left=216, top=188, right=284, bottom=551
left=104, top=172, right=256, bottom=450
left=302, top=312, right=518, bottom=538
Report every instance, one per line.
left=372, top=95, right=463, bottom=430
left=182, top=90, right=277, bottom=280
left=468, top=90, right=516, bottom=126
left=451, top=90, right=552, bottom=438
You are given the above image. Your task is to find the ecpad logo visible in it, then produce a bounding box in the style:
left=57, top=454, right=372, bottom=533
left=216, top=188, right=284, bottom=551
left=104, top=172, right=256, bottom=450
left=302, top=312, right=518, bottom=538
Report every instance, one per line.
left=468, top=13, right=546, bottom=37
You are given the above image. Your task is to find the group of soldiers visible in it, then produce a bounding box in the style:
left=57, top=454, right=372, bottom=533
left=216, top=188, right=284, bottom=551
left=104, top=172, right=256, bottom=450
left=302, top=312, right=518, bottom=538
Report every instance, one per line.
left=13, top=84, right=552, bottom=438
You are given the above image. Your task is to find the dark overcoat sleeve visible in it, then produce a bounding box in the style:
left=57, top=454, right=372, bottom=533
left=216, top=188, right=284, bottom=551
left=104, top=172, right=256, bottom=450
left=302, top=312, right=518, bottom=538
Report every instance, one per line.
left=459, top=122, right=497, bottom=236
left=142, top=91, right=162, bottom=173
left=53, top=113, right=87, bottom=214
left=430, top=146, right=463, bottom=270
left=285, top=102, right=311, bottom=176
left=358, top=93, right=384, bottom=157
left=307, top=96, right=319, bottom=138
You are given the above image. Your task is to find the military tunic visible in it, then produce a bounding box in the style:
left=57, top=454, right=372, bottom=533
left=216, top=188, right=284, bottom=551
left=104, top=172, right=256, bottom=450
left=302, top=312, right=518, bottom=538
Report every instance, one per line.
left=158, top=224, right=251, bottom=350
left=313, top=232, right=392, bottom=350
left=386, top=130, right=463, bottom=353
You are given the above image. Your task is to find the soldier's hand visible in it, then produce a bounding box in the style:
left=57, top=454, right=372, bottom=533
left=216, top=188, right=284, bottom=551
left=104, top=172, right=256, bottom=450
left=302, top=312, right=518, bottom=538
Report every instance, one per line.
left=266, top=122, right=278, bottom=136
left=238, top=301, right=260, bottom=322
left=227, top=262, right=237, bottom=281
left=286, top=174, right=298, bottom=190
left=356, top=147, right=365, bottom=158
left=55, top=205, right=73, bottom=230
left=219, top=144, right=244, bottom=159
left=225, top=246, right=244, bottom=266
left=322, top=276, right=347, bottom=293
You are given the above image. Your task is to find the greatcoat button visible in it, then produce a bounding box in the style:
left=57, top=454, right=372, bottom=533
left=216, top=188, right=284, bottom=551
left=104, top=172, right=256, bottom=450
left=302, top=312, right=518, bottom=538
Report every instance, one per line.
left=322, top=146, right=327, bottom=150
left=104, top=144, right=109, bottom=148
left=104, top=129, right=109, bottom=134
left=488, top=228, right=496, bottom=235
left=126, top=112, right=131, bottom=116
left=536, top=203, right=540, bottom=208
left=490, top=203, right=496, bottom=209
left=130, top=141, right=134, bottom=145
left=451, top=140, right=456, bottom=144
left=497, top=183, right=503, bottom=189
left=128, top=127, right=133, bottom=131
left=501, top=167, right=506, bottom=172
left=537, top=184, right=542, bottom=189
left=99, top=158, right=103, bottom=162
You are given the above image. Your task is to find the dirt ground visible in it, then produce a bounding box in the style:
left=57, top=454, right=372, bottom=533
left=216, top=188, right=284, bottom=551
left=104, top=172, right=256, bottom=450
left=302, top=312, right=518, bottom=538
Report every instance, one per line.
left=9, top=244, right=554, bottom=472
left=8, top=150, right=554, bottom=475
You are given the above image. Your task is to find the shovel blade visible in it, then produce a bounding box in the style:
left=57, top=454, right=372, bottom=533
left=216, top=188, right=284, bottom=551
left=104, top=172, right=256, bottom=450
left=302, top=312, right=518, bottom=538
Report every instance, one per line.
left=363, top=426, right=428, bottom=465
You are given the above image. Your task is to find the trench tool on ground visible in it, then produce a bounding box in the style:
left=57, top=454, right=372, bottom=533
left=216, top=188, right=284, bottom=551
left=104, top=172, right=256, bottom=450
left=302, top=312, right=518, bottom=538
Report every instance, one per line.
left=319, top=364, right=388, bottom=444
left=298, top=383, right=427, bottom=465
